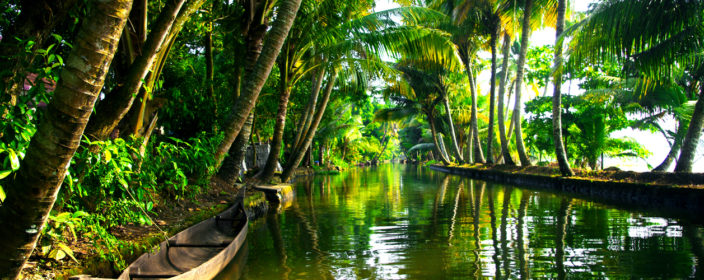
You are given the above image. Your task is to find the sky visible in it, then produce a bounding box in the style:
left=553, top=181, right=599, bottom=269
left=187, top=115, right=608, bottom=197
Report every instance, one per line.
left=372, top=0, right=703, bottom=172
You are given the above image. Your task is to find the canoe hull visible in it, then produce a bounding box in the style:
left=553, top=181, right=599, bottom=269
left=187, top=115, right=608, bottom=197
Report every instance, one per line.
left=117, top=191, right=248, bottom=280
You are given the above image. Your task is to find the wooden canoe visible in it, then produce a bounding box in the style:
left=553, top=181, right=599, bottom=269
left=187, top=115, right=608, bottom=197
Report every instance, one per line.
left=114, top=189, right=248, bottom=280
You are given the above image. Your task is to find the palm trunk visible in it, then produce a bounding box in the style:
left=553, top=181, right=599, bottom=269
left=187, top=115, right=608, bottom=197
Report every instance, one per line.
left=373, top=126, right=390, bottom=162
left=214, top=0, right=303, bottom=167
left=0, top=0, right=78, bottom=106
left=0, top=1, right=130, bottom=277
left=293, top=63, right=326, bottom=150
left=281, top=70, right=338, bottom=182
left=216, top=113, right=254, bottom=185
left=654, top=119, right=685, bottom=171
left=487, top=25, right=500, bottom=164
left=443, top=94, right=464, bottom=163
left=214, top=13, right=268, bottom=184
left=428, top=113, right=452, bottom=165
left=552, top=0, right=574, bottom=176
left=513, top=0, right=533, bottom=166
left=205, top=28, right=216, bottom=116
left=675, top=87, right=704, bottom=172
left=259, top=70, right=293, bottom=182
left=84, top=0, right=186, bottom=141
left=466, top=62, right=486, bottom=163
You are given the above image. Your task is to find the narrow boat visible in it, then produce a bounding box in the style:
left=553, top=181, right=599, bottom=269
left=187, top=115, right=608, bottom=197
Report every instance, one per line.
left=124, top=189, right=248, bottom=280
left=74, top=188, right=249, bottom=280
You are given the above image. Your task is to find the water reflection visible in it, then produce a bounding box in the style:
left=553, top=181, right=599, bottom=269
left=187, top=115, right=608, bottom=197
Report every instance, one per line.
left=218, top=164, right=703, bottom=279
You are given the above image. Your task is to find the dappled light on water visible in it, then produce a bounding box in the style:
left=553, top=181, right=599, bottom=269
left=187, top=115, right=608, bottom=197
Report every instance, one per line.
left=220, top=164, right=703, bottom=279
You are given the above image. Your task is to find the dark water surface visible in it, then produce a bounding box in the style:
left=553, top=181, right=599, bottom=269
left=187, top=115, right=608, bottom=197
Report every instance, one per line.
left=217, top=164, right=704, bottom=279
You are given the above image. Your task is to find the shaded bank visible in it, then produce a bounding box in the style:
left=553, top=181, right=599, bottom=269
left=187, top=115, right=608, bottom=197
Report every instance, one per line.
left=430, top=164, right=704, bottom=223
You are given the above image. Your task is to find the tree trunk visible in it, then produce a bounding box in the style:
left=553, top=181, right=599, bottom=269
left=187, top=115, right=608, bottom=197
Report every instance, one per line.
left=216, top=113, right=254, bottom=185
left=443, top=94, right=464, bottom=163
left=293, top=62, right=326, bottom=151
left=281, top=70, right=338, bottom=182
left=428, top=113, right=452, bottom=165
left=84, top=0, right=186, bottom=141
left=487, top=25, right=500, bottom=164
left=513, top=0, right=533, bottom=166
left=205, top=28, right=216, bottom=116
left=214, top=0, right=303, bottom=167
left=552, top=0, right=574, bottom=176
left=213, top=10, right=269, bottom=184
left=259, top=68, right=293, bottom=182
left=373, top=126, right=391, bottom=162
left=0, top=1, right=130, bottom=278
left=675, top=87, right=704, bottom=172
left=654, top=119, right=685, bottom=171
left=0, top=0, right=78, bottom=106
left=466, top=62, right=486, bottom=163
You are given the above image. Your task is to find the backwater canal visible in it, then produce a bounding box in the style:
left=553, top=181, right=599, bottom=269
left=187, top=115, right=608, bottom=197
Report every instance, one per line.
left=216, top=164, right=704, bottom=279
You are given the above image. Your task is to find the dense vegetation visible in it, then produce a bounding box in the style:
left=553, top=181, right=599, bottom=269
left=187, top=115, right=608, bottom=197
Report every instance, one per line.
left=0, top=0, right=702, bottom=278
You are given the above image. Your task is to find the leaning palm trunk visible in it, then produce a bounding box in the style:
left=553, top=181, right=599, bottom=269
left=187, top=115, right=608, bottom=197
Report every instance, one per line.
left=373, top=126, right=389, bottom=162
left=443, top=94, right=464, bottom=163
left=259, top=73, right=294, bottom=182
left=466, top=62, right=486, bottom=163
left=513, top=0, right=533, bottom=166
left=498, top=34, right=515, bottom=165
left=205, top=29, right=216, bottom=116
left=487, top=26, right=500, bottom=164
left=428, top=113, right=452, bottom=165
left=552, top=0, right=574, bottom=176
left=215, top=15, right=269, bottom=185
left=654, top=119, right=686, bottom=171
left=84, top=0, right=186, bottom=141
left=293, top=63, right=326, bottom=150
left=675, top=87, right=704, bottom=172
left=214, top=0, right=303, bottom=167
left=217, top=113, right=254, bottom=185
left=0, top=1, right=131, bottom=278
left=281, top=70, right=338, bottom=182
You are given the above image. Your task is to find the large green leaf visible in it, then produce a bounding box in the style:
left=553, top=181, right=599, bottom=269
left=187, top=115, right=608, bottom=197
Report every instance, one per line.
left=7, top=149, right=19, bottom=171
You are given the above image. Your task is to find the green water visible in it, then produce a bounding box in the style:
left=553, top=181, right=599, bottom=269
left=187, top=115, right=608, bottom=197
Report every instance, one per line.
left=218, top=164, right=704, bottom=279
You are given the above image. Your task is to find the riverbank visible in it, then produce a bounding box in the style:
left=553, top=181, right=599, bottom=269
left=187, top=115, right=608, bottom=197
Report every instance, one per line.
left=22, top=176, right=297, bottom=280
left=430, top=164, right=704, bottom=222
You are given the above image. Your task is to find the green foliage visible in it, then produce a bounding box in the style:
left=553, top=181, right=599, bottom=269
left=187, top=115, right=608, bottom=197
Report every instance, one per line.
left=525, top=45, right=554, bottom=90
left=141, top=132, right=223, bottom=199
left=524, top=93, right=650, bottom=170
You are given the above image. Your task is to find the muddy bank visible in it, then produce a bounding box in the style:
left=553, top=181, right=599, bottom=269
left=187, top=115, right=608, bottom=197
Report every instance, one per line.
left=430, top=164, right=704, bottom=223
left=24, top=181, right=287, bottom=280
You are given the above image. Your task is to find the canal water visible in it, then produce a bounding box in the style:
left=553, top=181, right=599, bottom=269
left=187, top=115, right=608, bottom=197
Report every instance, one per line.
left=217, top=164, right=704, bottom=279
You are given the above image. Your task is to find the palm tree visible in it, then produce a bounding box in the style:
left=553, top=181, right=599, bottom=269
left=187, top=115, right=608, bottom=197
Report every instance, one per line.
left=281, top=68, right=339, bottom=181
left=551, top=0, right=574, bottom=176
left=0, top=0, right=131, bottom=277
left=512, top=0, right=534, bottom=166
left=568, top=0, right=704, bottom=172
left=84, top=0, right=188, bottom=141
left=275, top=6, right=462, bottom=180
left=213, top=0, right=303, bottom=167
left=497, top=33, right=516, bottom=164
left=453, top=0, right=512, bottom=164
left=215, top=0, right=277, bottom=186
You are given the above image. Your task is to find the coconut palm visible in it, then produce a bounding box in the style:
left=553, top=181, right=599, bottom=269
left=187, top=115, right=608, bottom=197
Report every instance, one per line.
left=0, top=0, right=131, bottom=277
left=215, top=0, right=278, bottom=186
left=568, top=0, right=704, bottom=172
left=262, top=4, right=461, bottom=182
left=551, top=0, right=574, bottom=176
left=84, top=0, right=189, bottom=141
left=213, top=0, right=303, bottom=167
